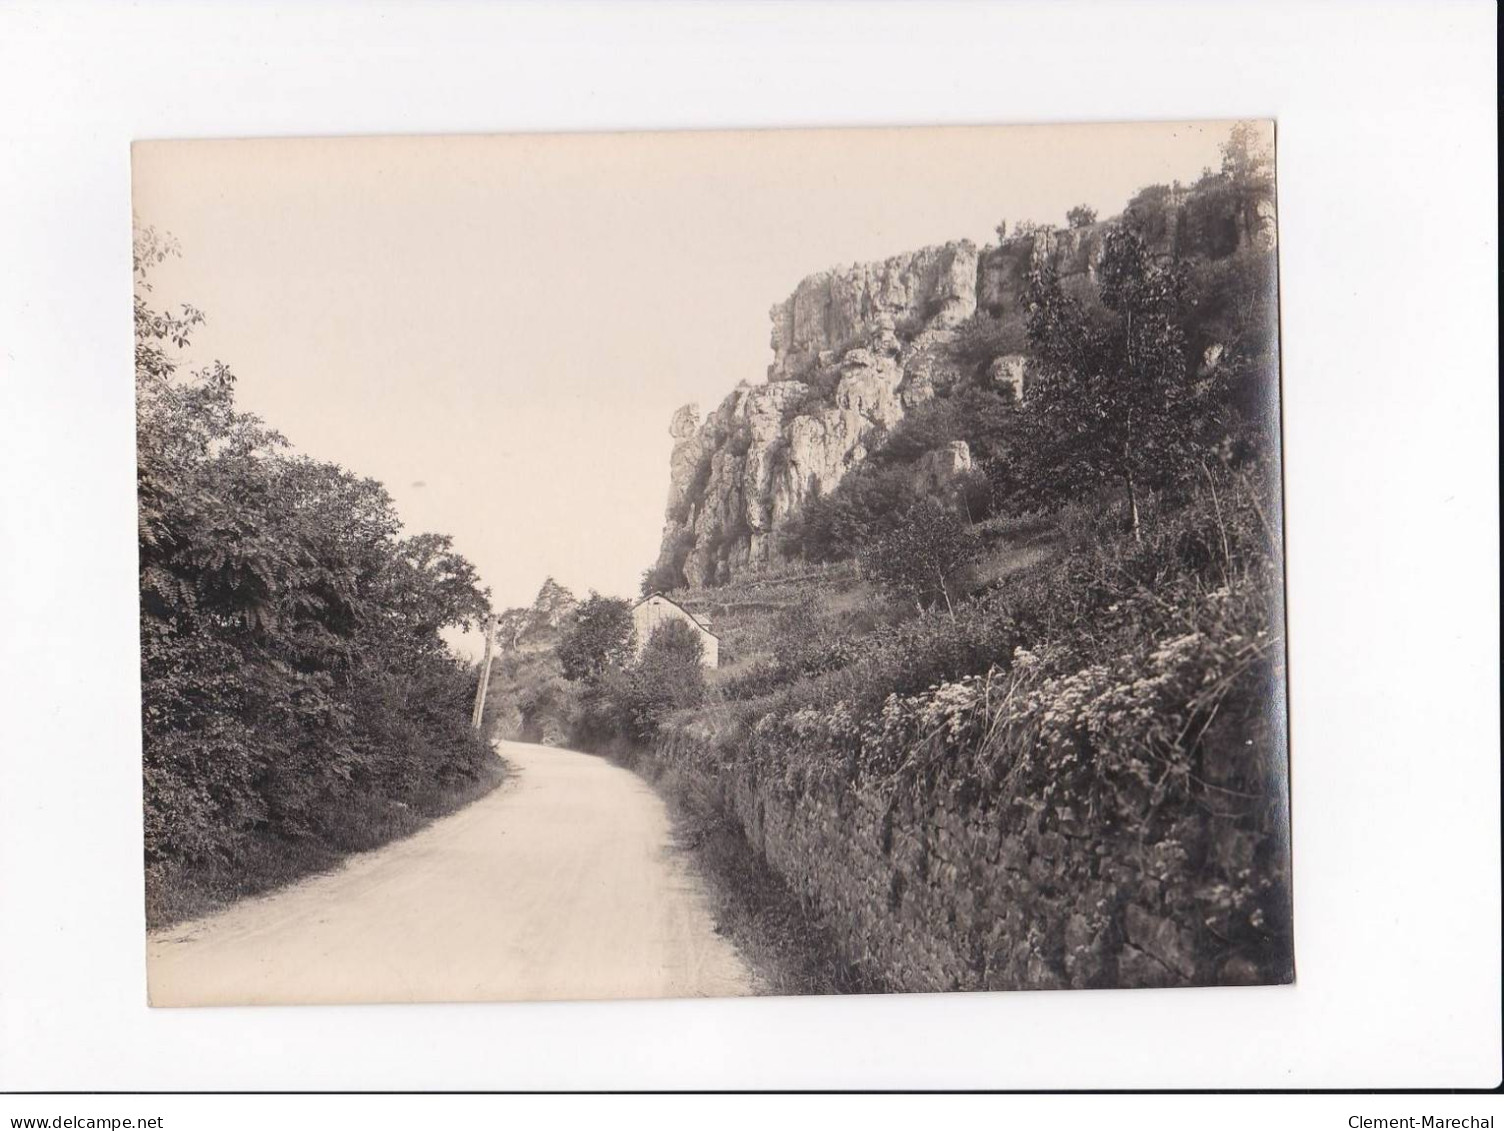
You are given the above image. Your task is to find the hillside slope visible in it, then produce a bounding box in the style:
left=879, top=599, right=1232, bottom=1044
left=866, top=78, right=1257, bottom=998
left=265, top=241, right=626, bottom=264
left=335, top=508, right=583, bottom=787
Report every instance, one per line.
left=650, top=175, right=1275, bottom=590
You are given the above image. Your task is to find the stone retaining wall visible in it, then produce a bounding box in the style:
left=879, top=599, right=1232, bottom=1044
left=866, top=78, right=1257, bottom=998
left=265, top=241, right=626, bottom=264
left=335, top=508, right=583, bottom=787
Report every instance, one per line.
left=645, top=729, right=1288, bottom=993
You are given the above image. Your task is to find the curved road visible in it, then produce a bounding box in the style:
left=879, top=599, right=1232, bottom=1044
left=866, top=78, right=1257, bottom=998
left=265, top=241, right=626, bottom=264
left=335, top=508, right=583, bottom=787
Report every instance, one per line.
left=146, top=740, right=754, bottom=1006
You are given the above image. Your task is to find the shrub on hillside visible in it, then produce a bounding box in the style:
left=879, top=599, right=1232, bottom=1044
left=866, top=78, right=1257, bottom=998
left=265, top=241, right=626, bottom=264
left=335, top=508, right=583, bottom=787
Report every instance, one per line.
left=1014, top=226, right=1208, bottom=540
left=623, top=128, right=1287, bottom=987
left=785, top=463, right=918, bottom=563
left=784, top=381, right=1022, bottom=565
left=871, top=385, right=1019, bottom=469
left=953, top=468, right=997, bottom=523
left=622, top=621, right=707, bottom=740
left=713, top=595, right=878, bottom=702
left=857, top=499, right=983, bottom=616
left=572, top=619, right=708, bottom=745
left=762, top=595, right=1022, bottom=723
left=947, top=311, right=1028, bottom=376
left=1182, top=247, right=1281, bottom=457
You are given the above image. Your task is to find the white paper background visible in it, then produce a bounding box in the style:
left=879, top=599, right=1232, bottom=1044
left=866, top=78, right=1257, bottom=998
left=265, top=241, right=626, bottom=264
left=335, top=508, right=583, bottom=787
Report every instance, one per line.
left=0, top=0, right=1497, bottom=1092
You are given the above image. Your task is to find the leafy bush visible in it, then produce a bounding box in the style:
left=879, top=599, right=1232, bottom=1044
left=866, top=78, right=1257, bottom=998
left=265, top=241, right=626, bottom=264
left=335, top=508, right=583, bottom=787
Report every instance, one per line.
left=618, top=621, right=707, bottom=741
left=783, top=384, right=1020, bottom=564
left=558, top=593, right=635, bottom=682
left=1181, top=246, right=1281, bottom=456
left=714, top=595, right=871, bottom=700
left=784, top=463, right=919, bottom=563
left=1013, top=226, right=1204, bottom=537
left=947, top=311, right=1028, bottom=376
left=642, top=530, right=695, bottom=594
left=1066, top=204, right=1097, bottom=229
left=136, top=225, right=497, bottom=925
left=571, top=619, right=708, bottom=744
left=857, top=499, right=983, bottom=616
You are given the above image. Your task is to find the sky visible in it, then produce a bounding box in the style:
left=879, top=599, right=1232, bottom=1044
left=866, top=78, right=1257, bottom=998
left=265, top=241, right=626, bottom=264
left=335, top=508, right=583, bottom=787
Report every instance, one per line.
left=132, top=122, right=1240, bottom=656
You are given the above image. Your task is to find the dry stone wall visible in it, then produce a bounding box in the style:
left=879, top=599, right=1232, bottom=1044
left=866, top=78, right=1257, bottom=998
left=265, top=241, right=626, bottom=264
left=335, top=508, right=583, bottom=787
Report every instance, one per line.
left=646, top=719, right=1285, bottom=994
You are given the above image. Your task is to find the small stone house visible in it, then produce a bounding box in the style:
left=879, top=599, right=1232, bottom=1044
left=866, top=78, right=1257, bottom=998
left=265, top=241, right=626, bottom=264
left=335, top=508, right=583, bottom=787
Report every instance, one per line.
left=631, top=592, right=719, bottom=669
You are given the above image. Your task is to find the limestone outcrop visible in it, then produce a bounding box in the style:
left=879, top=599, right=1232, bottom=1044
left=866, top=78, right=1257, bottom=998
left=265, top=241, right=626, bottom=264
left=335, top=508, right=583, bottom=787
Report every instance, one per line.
left=910, top=441, right=974, bottom=497
left=645, top=151, right=1280, bottom=590
left=496, top=577, right=578, bottom=652
left=651, top=226, right=1114, bottom=588
left=765, top=243, right=979, bottom=382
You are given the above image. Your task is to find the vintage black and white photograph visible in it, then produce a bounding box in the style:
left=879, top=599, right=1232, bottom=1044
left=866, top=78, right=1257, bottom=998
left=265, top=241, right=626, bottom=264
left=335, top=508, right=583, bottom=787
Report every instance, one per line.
left=133, top=120, right=1291, bottom=1006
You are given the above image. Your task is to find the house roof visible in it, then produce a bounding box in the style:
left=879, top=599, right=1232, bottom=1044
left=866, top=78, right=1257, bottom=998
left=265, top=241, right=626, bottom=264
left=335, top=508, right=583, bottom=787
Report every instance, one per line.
left=634, top=591, right=718, bottom=639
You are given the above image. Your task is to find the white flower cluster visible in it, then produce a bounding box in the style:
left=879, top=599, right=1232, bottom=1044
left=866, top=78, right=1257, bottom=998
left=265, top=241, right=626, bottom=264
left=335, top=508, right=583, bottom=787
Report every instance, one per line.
left=753, top=623, right=1241, bottom=793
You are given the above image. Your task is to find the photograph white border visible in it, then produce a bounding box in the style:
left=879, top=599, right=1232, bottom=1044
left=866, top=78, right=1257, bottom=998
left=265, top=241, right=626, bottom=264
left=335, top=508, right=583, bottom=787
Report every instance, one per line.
left=1, top=0, right=1497, bottom=1091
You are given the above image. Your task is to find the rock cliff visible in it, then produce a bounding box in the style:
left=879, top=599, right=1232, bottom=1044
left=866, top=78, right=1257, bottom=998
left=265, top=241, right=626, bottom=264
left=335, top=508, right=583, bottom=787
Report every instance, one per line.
left=496, top=577, right=578, bottom=652
left=652, top=180, right=1273, bottom=588
left=653, top=228, right=1106, bottom=588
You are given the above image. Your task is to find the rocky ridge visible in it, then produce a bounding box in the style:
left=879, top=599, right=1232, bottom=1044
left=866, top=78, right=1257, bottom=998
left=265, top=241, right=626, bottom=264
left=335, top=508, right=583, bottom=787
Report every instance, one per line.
left=495, top=577, right=578, bottom=653
left=651, top=163, right=1280, bottom=592
left=653, top=227, right=1100, bottom=588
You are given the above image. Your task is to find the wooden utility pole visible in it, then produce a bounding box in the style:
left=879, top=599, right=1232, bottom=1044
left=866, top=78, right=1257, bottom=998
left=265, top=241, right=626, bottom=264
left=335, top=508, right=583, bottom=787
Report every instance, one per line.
left=471, top=612, right=497, bottom=731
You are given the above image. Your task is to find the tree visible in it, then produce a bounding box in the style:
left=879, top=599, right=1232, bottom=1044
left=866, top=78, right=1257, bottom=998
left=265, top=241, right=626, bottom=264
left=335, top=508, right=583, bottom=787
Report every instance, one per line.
left=1179, top=124, right=1276, bottom=258
left=639, top=558, right=681, bottom=597
left=1066, top=204, right=1097, bottom=229
left=1219, top=122, right=1275, bottom=249
left=134, top=222, right=494, bottom=915
left=557, top=593, right=635, bottom=682
left=617, top=620, right=706, bottom=740
left=1017, top=226, right=1198, bottom=540
left=1122, top=183, right=1176, bottom=248
left=787, top=464, right=918, bottom=563
left=947, top=311, right=1028, bottom=378
left=857, top=499, right=981, bottom=618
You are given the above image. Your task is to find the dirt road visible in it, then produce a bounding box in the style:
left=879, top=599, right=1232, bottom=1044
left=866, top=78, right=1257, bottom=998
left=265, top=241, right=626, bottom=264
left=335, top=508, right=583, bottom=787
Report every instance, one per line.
left=146, top=741, right=754, bottom=1006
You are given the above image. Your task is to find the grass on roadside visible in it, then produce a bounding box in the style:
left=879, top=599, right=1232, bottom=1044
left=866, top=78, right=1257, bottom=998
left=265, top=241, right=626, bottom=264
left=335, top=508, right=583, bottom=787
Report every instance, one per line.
left=644, top=760, right=882, bottom=997
left=144, top=754, right=511, bottom=932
